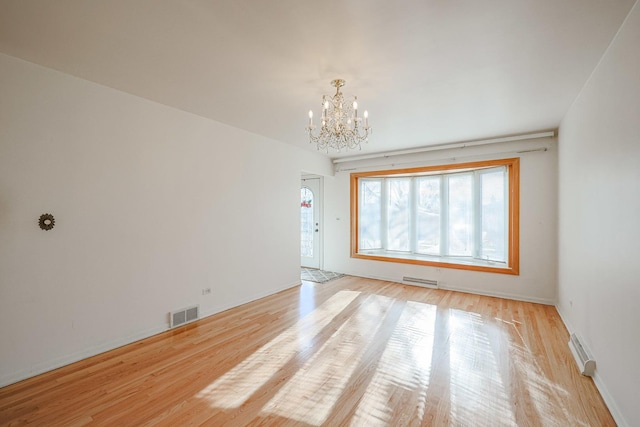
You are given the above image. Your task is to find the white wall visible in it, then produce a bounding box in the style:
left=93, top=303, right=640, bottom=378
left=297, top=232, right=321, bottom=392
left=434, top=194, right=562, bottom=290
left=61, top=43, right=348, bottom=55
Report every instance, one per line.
left=557, top=2, right=640, bottom=425
left=323, top=137, right=558, bottom=304
left=0, top=53, right=332, bottom=386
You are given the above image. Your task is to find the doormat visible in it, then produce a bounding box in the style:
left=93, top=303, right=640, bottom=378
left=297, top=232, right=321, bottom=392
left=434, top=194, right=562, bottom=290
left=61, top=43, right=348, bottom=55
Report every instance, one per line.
left=301, top=268, right=344, bottom=284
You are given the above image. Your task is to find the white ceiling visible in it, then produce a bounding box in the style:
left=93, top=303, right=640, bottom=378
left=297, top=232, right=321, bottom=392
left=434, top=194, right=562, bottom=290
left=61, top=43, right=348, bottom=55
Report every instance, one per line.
left=0, top=1, right=635, bottom=159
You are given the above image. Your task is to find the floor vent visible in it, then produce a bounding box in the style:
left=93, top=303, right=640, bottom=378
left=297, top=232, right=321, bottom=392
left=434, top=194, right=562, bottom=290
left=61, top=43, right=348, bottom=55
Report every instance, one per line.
left=402, top=276, right=439, bottom=289
left=170, top=305, right=199, bottom=328
left=568, top=333, right=595, bottom=376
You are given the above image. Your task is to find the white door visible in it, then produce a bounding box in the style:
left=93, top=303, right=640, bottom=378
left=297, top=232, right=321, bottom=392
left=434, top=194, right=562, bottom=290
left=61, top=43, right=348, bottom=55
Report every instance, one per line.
left=301, top=178, right=321, bottom=269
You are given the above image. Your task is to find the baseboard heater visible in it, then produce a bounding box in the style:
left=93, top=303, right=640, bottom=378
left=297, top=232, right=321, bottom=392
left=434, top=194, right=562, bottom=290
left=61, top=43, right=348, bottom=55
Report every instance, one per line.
left=402, top=276, right=438, bottom=289
left=170, top=305, right=199, bottom=328
left=568, top=333, right=595, bottom=376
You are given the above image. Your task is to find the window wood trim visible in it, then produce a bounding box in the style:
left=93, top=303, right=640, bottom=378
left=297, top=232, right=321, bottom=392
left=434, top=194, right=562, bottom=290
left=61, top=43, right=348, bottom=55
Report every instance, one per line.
left=350, top=158, right=520, bottom=275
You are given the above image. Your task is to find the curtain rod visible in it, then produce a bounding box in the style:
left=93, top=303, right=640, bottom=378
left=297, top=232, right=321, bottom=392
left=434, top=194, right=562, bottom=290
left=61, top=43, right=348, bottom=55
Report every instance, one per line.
left=334, top=147, right=549, bottom=173
left=332, top=130, right=555, bottom=164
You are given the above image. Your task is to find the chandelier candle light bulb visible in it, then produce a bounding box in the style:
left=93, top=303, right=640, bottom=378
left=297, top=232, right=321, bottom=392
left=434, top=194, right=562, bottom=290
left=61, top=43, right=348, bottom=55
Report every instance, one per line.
left=306, top=79, right=371, bottom=152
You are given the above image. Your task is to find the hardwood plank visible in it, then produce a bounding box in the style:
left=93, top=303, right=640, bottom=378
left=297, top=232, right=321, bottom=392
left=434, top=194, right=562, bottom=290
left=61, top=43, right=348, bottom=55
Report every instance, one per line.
left=0, top=276, right=615, bottom=426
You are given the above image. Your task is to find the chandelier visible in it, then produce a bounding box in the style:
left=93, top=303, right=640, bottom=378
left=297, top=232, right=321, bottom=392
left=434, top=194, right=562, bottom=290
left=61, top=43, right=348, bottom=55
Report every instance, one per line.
left=306, top=79, right=371, bottom=152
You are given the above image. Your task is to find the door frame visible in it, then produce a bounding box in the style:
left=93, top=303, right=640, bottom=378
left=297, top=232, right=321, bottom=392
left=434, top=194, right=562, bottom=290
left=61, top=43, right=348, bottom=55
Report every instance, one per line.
left=301, top=175, right=323, bottom=269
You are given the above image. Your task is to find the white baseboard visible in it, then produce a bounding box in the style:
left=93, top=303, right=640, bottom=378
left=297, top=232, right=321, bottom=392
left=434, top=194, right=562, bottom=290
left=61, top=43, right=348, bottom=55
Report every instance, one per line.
left=341, top=272, right=555, bottom=305
left=0, top=279, right=302, bottom=389
left=555, top=305, right=628, bottom=427
left=593, top=371, right=628, bottom=427
left=200, top=280, right=301, bottom=319
left=438, top=283, right=555, bottom=305
left=554, top=304, right=573, bottom=333
left=0, top=324, right=165, bottom=388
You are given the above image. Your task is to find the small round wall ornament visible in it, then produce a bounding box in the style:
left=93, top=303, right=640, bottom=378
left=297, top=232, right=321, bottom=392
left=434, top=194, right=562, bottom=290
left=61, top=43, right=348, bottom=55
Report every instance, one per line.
left=39, top=213, right=55, bottom=231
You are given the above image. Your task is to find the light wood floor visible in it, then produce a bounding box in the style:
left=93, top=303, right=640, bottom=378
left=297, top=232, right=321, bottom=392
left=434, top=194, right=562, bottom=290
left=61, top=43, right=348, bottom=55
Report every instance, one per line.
left=0, top=276, right=614, bottom=426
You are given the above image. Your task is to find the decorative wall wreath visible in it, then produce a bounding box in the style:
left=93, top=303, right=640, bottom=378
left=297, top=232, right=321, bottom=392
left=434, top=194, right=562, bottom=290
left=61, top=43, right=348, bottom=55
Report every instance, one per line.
left=39, top=213, right=55, bottom=231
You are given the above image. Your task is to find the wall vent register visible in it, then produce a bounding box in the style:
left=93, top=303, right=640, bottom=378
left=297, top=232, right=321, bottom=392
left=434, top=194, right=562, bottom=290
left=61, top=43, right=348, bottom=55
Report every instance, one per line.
left=170, top=305, right=199, bottom=328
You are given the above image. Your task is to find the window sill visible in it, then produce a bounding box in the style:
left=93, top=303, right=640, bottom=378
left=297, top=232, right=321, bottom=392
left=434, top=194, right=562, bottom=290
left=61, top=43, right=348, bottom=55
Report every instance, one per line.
left=352, top=250, right=519, bottom=275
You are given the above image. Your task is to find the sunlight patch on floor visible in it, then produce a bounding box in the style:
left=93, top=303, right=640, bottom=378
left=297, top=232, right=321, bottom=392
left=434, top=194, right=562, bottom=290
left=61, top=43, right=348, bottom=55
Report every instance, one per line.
left=196, top=290, right=360, bottom=408
left=261, top=294, right=394, bottom=426
left=351, top=301, right=437, bottom=426
left=494, top=315, right=581, bottom=426
left=449, top=309, right=517, bottom=426
left=512, top=333, right=580, bottom=424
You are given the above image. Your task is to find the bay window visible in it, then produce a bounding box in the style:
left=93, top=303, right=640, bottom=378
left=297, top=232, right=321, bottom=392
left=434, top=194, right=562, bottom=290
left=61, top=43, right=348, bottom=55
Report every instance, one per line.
left=351, top=158, right=519, bottom=274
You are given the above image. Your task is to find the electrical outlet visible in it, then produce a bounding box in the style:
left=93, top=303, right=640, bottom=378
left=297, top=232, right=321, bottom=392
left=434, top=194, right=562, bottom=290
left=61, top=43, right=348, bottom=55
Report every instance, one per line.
left=202, top=288, right=212, bottom=295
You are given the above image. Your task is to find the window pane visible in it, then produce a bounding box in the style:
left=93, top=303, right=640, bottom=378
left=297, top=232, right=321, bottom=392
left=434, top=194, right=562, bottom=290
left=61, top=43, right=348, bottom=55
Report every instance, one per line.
left=448, top=174, right=473, bottom=256
left=481, top=169, right=506, bottom=262
left=300, top=188, right=314, bottom=257
left=416, top=177, right=441, bottom=255
left=359, top=179, right=382, bottom=249
left=387, top=178, right=411, bottom=251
